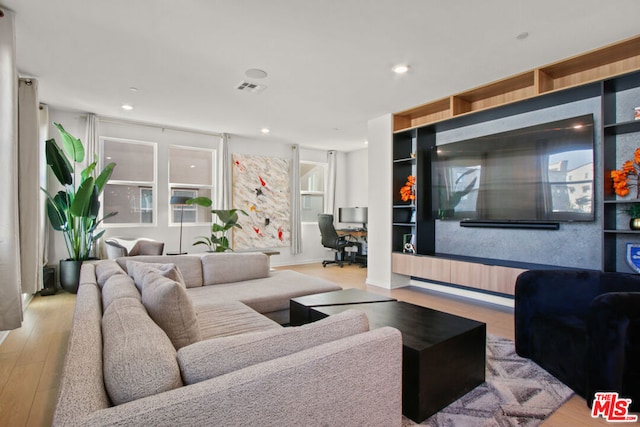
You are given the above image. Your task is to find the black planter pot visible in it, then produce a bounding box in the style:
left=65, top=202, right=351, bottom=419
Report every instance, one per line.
left=59, top=259, right=83, bottom=294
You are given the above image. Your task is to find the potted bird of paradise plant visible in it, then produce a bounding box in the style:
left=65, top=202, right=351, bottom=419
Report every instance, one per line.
left=41, top=123, right=117, bottom=293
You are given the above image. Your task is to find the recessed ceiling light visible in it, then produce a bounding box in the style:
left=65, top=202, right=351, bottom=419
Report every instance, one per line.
left=121, top=104, right=133, bottom=111
left=261, top=128, right=270, bottom=134
left=392, top=64, right=410, bottom=74
left=190, top=164, right=196, bottom=168
left=246, top=69, right=268, bottom=79
left=516, top=32, right=529, bottom=40
left=364, top=140, right=368, bottom=145
left=129, top=87, right=139, bottom=92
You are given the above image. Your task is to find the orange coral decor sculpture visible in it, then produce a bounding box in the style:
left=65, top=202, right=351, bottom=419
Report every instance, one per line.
left=400, top=175, right=416, bottom=202
left=611, top=148, right=640, bottom=198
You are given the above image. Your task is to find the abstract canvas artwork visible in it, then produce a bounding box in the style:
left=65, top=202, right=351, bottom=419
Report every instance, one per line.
left=232, top=154, right=290, bottom=249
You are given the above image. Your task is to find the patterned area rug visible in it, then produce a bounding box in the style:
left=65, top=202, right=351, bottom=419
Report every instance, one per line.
left=403, top=334, right=574, bottom=427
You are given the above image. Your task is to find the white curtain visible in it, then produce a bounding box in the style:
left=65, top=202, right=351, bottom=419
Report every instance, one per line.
left=0, top=8, right=23, bottom=330
left=325, top=150, right=337, bottom=215
left=84, top=114, right=99, bottom=257
left=85, top=113, right=99, bottom=172
left=18, top=78, right=42, bottom=294
left=290, top=145, right=302, bottom=254
left=39, top=104, right=50, bottom=267
left=217, top=133, right=231, bottom=209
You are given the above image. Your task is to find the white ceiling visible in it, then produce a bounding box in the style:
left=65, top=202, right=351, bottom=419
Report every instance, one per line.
left=3, top=0, right=640, bottom=151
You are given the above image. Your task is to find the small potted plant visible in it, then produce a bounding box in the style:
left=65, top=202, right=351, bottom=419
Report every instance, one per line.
left=624, top=204, right=640, bottom=230
left=42, top=123, right=117, bottom=293
left=186, top=197, right=247, bottom=252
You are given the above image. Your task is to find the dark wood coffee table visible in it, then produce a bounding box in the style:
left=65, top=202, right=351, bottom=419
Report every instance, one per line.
left=304, top=300, right=486, bottom=423
left=289, top=288, right=395, bottom=326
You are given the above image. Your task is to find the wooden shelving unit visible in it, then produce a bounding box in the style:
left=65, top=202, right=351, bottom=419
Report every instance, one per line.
left=391, top=34, right=640, bottom=291
left=391, top=127, right=435, bottom=255
left=393, top=35, right=640, bottom=133
left=602, top=69, right=640, bottom=272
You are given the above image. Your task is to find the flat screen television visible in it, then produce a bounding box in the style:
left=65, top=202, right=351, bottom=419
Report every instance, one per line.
left=432, top=114, right=595, bottom=224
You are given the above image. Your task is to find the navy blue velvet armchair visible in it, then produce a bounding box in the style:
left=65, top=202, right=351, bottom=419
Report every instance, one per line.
left=515, top=270, right=640, bottom=411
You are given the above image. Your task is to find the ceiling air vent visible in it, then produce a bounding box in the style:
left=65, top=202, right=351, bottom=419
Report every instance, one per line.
left=235, top=81, right=267, bottom=93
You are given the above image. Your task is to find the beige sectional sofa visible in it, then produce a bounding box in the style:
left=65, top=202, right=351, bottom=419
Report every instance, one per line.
left=53, top=253, right=403, bottom=426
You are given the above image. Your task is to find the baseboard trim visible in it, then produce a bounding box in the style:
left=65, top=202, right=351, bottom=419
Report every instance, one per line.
left=410, top=279, right=515, bottom=308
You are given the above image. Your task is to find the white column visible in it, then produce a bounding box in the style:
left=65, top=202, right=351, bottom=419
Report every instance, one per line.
left=366, top=114, right=410, bottom=289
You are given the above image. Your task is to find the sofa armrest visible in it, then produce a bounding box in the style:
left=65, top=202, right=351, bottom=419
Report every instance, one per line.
left=53, top=282, right=111, bottom=426
left=76, top=327, right=403, bottom=427
left=515, top=270, right=603, bottom=357
left=587, top=292, right=640, bottom=401
left=105, top=240, right=127, bottom=259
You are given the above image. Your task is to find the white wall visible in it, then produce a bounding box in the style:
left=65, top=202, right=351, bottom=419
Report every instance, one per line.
left=45, top=109, right=351, bottom=267
left=367, top=114, right=408, bottom=289
left=343, top=148, right=368, bottom=207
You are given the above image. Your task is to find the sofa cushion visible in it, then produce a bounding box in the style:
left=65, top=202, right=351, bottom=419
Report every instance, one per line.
left=101, top=274, right=140, bottom=310
left=141, top=273, right=201, bottom=350
left=201, top=252, right=269, bottom=285
left=126, top=259, right=186, bottom=292
left=117, top=255, right=204, bottom=288
left=177, top=309, right=369, bottom=385
left=187, top=270, right=342, bottom=314
left=102, top=297, right=183, bottom=405
left=95, top=260, right=127, bottom=288
left=195, top=300, right=282, bottom=340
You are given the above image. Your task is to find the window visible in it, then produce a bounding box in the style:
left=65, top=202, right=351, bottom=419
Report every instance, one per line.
left=168, top=146, right=215, bottom=225
left=140, top=187, right=153, bottom=223
left=171, top=188, right=198, bottom=223
left=300, top=161, right=326, bottom=222
left=101, top=138, right=157, bottom=226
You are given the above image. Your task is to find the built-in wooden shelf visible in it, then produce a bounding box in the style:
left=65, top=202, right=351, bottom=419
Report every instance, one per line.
left=394, top=98, right=451, bottom=132
left=391, top=253, right=526, bottom=296
left=452, top=71, right=536, bottom=117
left=393, top=34, right=640, bottom=132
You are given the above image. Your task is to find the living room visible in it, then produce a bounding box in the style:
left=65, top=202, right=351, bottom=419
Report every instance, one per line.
left=2, top=1, right=640, bottom=426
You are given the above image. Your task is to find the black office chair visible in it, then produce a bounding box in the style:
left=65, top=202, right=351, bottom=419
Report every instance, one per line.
left=318, top=214, right=357, bottom=268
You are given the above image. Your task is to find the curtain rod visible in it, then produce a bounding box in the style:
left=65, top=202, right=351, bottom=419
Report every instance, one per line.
left=97, top=115, right=224, bottom=138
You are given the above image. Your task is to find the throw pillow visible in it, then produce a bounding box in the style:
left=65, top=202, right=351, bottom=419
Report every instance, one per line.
left=101, top=274, right=140, bottom=311
left=95, top=260, right=126, bottom=289
left=102, top=297, right=183, bottom=405
left=141, top=273, right=201, bottom=350
left=177, top=309, right=369, bottom=385
left=126, top=260, right=186, bottom=292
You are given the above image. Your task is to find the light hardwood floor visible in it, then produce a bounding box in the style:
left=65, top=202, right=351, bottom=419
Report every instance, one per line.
left=0, top=263, right=611, bottom=426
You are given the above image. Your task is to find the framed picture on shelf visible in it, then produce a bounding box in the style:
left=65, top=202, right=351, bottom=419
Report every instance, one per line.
left=410, top=209, right=416, bottom=223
